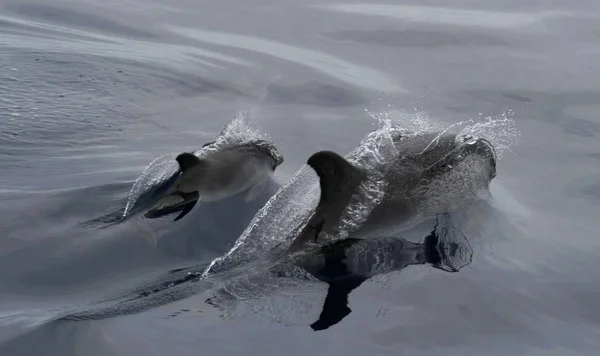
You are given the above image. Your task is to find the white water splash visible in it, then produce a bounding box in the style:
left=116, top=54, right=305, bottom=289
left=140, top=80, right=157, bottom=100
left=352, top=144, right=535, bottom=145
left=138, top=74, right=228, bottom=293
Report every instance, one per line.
left=202, top=166, right=321, bottom=276
left=366, top=108, right=520, bottom=159
left=457, top=111, right=521, bottom=159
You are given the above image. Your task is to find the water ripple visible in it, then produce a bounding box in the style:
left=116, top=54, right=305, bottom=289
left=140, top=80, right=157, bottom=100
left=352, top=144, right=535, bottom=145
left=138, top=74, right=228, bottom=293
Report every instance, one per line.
left=317, top=4, right=570, bottom=29
left=165, top=25, right=406, bottom=93
left=0, top=14, right=250, bottom=70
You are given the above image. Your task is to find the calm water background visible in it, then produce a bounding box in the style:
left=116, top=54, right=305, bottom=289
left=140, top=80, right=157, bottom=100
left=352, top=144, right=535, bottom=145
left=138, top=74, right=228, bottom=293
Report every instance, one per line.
left=1, top=0, right=600, bottom=355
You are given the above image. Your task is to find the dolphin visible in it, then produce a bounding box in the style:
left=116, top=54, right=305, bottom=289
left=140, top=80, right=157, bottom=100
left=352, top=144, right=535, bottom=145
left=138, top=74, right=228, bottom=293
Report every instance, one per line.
left=144, top=139, right=283, bottom=222
left=82, top=118, right=284, bottom=249
left=287, top=131, right=497, bottom=252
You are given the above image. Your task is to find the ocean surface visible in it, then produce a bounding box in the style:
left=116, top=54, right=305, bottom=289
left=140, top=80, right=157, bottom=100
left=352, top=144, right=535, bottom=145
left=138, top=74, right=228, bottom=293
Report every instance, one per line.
left=1, top=0, right=600, bottom=355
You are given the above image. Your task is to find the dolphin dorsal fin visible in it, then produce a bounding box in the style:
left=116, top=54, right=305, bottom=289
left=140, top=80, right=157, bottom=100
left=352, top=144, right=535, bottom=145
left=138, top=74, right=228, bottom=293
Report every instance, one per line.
left=176, top=152, right=202, bottom=172
left=307, top=150, right=363, bottom=204
left=288, top=151, right=365, bottom=253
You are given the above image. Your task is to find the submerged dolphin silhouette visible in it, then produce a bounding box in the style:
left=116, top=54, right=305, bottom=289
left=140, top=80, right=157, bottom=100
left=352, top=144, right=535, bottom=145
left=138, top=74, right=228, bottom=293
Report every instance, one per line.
left=299, top=213, right=473, bottom=330
left=202, top=209, right=478, bottom=331
left=144, top=139, right=283, bottom=222
left=288, top=131, right=496, bottom=252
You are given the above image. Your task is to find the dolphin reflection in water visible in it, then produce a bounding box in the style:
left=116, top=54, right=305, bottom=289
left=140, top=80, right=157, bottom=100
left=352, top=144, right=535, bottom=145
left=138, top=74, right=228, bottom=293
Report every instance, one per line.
left=206, top=210, right=476, bottom=331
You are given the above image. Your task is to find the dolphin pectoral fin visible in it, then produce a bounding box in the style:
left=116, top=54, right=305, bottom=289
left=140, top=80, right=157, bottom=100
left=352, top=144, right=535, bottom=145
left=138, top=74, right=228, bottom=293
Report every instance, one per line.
left=310, top=277, right=367, bottom=331
left=173, top=192, right=200, bottom=221
left=144, top=191, right=199, bottom=221
left=244, top=179, right=267, bottom=202
left=173, top=201, right=197, bottom=221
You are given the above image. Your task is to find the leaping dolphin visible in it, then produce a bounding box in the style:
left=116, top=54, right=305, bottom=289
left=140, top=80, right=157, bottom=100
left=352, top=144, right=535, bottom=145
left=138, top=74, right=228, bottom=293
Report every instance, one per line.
left=288, top=131, right=496, bottom=252
left=83, top=119, right=284, bottom=250
left=144, top=139, right=283, bottom=222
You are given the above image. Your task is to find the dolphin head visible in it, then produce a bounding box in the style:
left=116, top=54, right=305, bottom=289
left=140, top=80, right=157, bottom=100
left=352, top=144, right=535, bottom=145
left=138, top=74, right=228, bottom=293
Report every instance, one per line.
left=458, top=136, right=497, bottom=180
left=425, top=134, right=497, bottom=182
left=403, top=133, right=498, bottom=219
left=249, top=139, right=284, bottom=171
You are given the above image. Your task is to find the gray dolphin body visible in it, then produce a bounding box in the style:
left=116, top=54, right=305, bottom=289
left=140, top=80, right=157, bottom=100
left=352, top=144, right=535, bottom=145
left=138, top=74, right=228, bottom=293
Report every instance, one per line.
left=144, top=139, right=283, bottom=221
left=288, top=131, right=497, bottom=252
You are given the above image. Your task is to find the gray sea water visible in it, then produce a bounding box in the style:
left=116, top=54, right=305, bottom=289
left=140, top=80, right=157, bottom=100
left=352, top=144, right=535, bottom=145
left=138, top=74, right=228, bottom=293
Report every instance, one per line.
left=1, top=1, right=600, bottom=355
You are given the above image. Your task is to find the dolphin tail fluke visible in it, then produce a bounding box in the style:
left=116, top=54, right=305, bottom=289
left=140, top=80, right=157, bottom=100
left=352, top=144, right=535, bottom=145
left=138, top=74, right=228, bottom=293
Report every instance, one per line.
left=310, top=276, right=367, bottom=331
